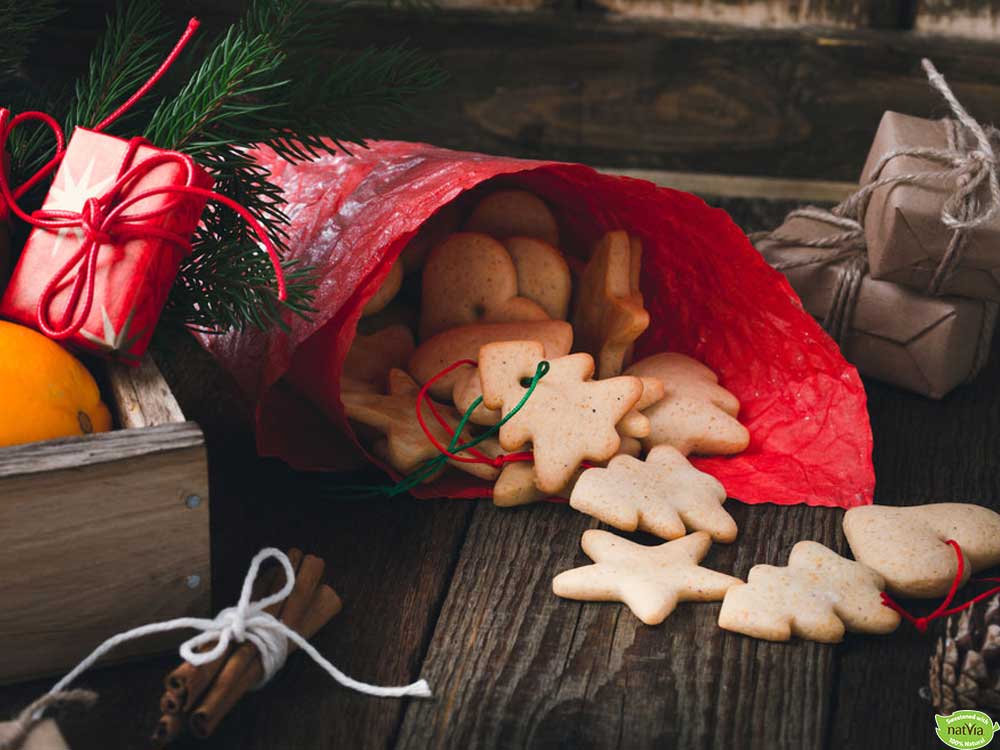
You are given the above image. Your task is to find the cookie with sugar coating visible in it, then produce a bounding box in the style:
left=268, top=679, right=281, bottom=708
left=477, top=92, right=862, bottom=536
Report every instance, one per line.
left=625, top=352, right=749, bottom=456
left=478, top=340, right=642, bottom=493
left=843, top=503, right=1000, bottom=598
left=409, top=320, right=573, bottom=400
left=465, top=189, right=559, bottom=247
left=718, top=541, right=900, bottom=643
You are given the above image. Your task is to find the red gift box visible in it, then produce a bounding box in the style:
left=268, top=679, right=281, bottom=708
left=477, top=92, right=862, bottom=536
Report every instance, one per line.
left=0, top=127, right=212, bottom=363
left=196, top=140, right=874, bottom=510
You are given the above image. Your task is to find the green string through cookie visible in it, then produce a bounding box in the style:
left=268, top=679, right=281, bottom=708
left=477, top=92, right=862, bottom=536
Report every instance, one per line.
left=336, top=359, right=550, bottom=498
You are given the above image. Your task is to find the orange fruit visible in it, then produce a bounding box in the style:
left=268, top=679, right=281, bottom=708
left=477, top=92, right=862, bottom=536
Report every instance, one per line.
left=0, top=320, right=112, bottom=448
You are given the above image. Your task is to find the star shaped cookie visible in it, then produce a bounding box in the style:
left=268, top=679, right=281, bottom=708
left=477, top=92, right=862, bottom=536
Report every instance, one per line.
left=553, top=530, right=740, bottom=625
left=342, top=369, right=501, bottom=481
left=625, top=353, right=749, bottom=456
left=570, top=445, right=737, bottom=542
left=478, top=340, right=643, bottom=494
left=718, top=541, right=900, bottom=643
left=572, top=230, right=650, bottom=379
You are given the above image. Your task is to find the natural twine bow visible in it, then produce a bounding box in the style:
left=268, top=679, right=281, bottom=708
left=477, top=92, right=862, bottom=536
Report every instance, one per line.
left=755, top=58, right=999, bottom=375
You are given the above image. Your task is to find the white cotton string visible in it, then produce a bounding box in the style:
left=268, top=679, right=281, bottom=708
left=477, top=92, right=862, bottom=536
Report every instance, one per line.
left=39, top=547, right=431, bottom=720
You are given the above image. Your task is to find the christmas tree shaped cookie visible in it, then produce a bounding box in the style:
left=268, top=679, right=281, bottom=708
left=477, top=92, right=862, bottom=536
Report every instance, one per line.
left=572, top=230, right=649, bottom=379
left=342, top=369, right=501, bottom=481
left=478, top=340, right=643, bottom=493
left=570, top=445, right=737, bottom=543
left=843, top=503, right=1000, bottom=598
left=718, top=541, right=900, bottom=643
left=553, top=530, right=740, bottom=625
left=625, top=353, right=749, bottom=456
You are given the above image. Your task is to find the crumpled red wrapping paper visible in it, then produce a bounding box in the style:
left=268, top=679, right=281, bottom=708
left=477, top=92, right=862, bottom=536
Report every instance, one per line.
left=196, top=140, right=874, bottom=508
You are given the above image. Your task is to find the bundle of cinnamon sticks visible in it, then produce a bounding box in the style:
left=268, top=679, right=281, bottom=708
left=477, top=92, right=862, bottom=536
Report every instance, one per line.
left=151, top=549, right=342, bottom=746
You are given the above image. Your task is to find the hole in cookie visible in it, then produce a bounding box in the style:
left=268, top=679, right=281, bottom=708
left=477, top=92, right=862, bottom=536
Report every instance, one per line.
left=519, top=377, right=533, bottom=388
left=472, top=303, right=487, bottom=318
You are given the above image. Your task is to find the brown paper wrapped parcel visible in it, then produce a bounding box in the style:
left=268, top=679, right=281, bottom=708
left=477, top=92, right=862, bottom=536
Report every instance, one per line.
left=861, top=111, right=1000, bottom=302
left=757, top=216, right=995, bottom=399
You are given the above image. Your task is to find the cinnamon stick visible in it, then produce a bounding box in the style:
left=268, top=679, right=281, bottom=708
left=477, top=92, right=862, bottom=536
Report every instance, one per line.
left=150, top=713, right=184, bottom=749
left=189, top=560, right=336, bottom=739
left=188, top=584, right=341, bottom=739
left=164, top=548, right=303, bottom=711
left=159, top=688, right=185, bottom=716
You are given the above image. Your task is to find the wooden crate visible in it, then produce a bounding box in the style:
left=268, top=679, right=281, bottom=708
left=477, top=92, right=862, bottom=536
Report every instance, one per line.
left=0, top=354, right=211, bottom=685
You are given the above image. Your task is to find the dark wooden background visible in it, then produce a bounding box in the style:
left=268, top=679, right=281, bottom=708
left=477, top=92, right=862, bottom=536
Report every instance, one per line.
left=3, top=2, right=1000, bottom=748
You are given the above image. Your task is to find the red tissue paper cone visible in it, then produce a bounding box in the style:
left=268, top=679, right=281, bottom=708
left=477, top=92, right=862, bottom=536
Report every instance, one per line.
left=0, top=128, right=212, bottom=363
left=197, top=140, right=873, bottom=509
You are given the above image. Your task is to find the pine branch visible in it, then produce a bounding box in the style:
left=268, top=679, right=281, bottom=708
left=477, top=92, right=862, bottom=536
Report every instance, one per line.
left=0, top=0, right=61, bottom=78
left=63, top=0, right=170, bottom=135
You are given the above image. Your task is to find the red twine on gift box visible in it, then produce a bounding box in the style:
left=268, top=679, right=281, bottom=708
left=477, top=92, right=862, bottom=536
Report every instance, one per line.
left=881, top=539, right=1000, bottom=633
left=0, top=17, right=287, bottom=340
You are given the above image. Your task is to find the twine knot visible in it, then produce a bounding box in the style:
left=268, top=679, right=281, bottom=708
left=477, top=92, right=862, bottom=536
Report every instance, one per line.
left=42, top=548, right=432, bottom=706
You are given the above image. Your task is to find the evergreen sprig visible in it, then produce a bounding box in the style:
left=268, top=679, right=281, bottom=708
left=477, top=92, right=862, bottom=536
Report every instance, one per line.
left=3, top=0, right=444, bottom=335
left=0, top=0, right=61, bottom=78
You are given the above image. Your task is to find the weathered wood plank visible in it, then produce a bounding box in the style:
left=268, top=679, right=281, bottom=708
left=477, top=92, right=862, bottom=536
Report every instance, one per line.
left=0, top=443, right=211, bottom=684
left=605, top=168, right=856, bottom=202
left=0, top=422, right=204, bottom=477
left=915, top=0, right=1000, bottom=39
left=319, top=10, right=1000, bottom=181
left=830, top=343, right=1000, bottom=750
left=106, top=355, right=186, bottom=430
left=586, top=0, right=887, bottom=28
left=395, top=497, right=844, bottom=750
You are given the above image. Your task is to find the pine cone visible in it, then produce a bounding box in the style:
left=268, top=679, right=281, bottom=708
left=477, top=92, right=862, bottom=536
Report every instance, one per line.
left=929, top=595, right=1000, bottom=713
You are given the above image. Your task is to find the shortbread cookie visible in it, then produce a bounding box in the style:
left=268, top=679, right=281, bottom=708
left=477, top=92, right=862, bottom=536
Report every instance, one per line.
left=570, top=445, right=737, bottom=543
left=343, top=369, right=501, bottom=481
left=553, top=530, right=740, bottom=625
left=453, top=367, right=499, bottom=426
left=502, top=237, right=572, bottom=320
left=617, top=376, right=665, bottom=439
left=408, top=320, right=573, bottom=399
left=616, top=436, right=642, bottom=457
left=419, top=232, right=547, bottom=339
left=399, top=202, right=461, bottom=275
left=843, top=503, right=1000, bottom=598
left=362, top=261, right=403, bottom=317
left=493, top=461, right=583, bottom=507
left=572, top=231, right=649, bottom=378
left=343, top=325, right=415, bottom=392
left=625, top=353, right=749, bottom=456
left=478, top=340, right=642, bottom=493
left=465, top=189, right=559, bottom=247
left=718, top=541, right=900, bottom=643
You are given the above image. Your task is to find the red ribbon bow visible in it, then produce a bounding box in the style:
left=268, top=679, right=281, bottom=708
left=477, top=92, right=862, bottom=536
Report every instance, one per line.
left=0, top=17, right=287, bottom=341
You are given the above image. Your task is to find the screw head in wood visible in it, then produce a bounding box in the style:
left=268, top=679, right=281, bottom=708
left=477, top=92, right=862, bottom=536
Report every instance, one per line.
left=185, top=494, right=202, bottom=509
left=185, top=575, right=201, bottom=589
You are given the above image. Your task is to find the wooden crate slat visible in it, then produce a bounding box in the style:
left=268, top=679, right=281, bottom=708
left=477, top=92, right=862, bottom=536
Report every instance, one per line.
left=394, top=500, right=844, bottom=749
left=0, top=422, right=204, bottom=478
left=0, top=442, right=210, bottom=685
left=586, top=0, right=884, bottom=28
left=107, top=355, right=186, bottom=429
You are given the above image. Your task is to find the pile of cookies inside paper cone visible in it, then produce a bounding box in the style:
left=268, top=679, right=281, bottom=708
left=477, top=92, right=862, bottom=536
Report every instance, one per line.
left=342, top=186, right=1000, bottom=644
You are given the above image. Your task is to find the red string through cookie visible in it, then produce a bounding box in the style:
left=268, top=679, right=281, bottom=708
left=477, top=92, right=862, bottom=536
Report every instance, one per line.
left=880, top=539, right=1000, bottom=633
left=414, top=358, right=534, bottom=468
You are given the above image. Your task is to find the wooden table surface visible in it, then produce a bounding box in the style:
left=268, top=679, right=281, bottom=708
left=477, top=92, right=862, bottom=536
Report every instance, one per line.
left=2, top=198, right=997, bottom=750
